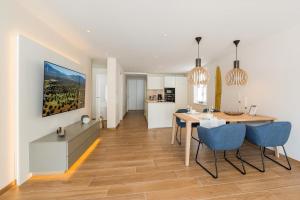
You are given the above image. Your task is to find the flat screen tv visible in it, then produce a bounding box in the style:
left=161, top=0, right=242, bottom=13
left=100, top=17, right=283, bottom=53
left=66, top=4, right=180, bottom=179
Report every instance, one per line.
left=42, top=61, right=86, bottom=117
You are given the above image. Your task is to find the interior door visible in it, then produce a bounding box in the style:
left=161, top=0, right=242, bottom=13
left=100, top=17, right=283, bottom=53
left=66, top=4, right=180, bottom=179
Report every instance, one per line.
left=95, top=74, right=107, bottom=119
left=136, top=79, right=145, bottom=110
left=127, top=79, right=137, bottom=110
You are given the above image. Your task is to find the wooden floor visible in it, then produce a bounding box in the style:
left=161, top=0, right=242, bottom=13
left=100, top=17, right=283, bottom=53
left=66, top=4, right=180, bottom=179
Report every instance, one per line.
left=2, top=111, right=300, bottom=200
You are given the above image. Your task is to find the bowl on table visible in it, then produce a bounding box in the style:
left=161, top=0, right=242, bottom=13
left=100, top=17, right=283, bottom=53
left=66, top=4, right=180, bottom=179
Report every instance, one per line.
left=223, top=111, right=244, bottom=116
left=188, top=109, right=199, bottom=114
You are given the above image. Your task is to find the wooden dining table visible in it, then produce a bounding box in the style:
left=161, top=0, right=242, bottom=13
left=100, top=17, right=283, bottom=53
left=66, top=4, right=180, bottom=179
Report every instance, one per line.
left=171, top=112, right=277, bottom=166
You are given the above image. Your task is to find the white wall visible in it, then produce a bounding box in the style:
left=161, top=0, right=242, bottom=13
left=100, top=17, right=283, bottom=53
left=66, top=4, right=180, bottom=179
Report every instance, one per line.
left=207, top=24, right=300, bottom=161
left=119, top=66, right=127, bottom=119
left=107, top=57, right=126, bottom=128
left=107, top=58, right=117, bottom=128
left=0, top=1, right=91, bottom=188
left=122, top=73, right=127, bottom=117
left=18, top=36, right=92, bottom=184
left=117, top=63, right=122, bottom=121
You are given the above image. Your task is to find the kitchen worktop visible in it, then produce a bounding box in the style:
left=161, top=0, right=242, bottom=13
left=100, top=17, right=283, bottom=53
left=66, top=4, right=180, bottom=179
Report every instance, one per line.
left=145, top=99, right=175, bottom=103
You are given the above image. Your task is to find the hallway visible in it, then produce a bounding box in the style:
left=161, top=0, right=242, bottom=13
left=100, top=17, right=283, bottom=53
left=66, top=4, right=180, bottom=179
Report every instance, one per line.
left=2, top=111, right=300, bottom=200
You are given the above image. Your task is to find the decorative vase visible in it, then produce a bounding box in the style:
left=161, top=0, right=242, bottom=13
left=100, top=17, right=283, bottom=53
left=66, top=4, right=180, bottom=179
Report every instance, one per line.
left=56, top=127, right=65, bottom=137
left=81, top=115, right=90, bottom=124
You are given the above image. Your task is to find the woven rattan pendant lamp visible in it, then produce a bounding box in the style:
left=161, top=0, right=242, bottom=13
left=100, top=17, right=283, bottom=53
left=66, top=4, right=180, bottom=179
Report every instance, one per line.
left=188, top=37, right=210, bottom=85
left=225, top=40, right=248, bottom=86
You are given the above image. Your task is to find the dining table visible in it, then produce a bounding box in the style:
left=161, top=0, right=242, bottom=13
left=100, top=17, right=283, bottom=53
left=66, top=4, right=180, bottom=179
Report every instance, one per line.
left=171, top=112, right=277, bottom=166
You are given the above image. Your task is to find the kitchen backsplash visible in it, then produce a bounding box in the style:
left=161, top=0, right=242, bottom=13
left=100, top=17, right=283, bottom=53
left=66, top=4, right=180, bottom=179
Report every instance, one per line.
left=147, top=89, right=164, bottom=100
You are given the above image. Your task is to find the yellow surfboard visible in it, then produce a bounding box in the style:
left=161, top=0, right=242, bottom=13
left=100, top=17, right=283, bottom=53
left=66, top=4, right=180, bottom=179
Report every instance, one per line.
left=215, top=66, right=222, bottom=111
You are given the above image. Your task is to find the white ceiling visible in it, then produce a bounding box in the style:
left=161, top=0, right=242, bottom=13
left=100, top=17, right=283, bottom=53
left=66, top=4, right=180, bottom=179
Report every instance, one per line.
left=17, top=0, right=300, bottom=73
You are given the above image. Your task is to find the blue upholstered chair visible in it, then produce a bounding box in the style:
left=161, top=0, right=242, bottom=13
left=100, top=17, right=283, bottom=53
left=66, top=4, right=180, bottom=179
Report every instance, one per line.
left=196, top=124, right=246, bottom=178
left=238, top=122, right=292, bottom=172
left=202, top=108, right=209, bottom=113
left=175, top=109, right=199, bottom=145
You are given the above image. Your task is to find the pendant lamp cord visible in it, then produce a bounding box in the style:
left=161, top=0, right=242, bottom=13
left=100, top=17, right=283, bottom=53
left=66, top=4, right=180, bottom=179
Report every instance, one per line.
left=195, top=37, right=202, bottom=67
left=233, top=40, right=240, bottom=61
left=236, top=45, right=238, bottom=61
left=198, top=42, right=200, bottom=59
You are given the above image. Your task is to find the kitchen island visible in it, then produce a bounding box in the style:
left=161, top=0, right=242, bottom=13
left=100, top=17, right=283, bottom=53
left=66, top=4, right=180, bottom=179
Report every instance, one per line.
left=145, top=100, right=175, bottom=129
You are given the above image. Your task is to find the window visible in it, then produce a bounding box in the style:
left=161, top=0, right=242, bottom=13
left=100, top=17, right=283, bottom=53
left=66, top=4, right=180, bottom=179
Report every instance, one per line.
left=193, top=85, right=207, bottom=104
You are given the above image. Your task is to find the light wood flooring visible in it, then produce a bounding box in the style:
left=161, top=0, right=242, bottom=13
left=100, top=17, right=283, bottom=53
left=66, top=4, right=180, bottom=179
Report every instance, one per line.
left=2, top=111, right=300, bottom=200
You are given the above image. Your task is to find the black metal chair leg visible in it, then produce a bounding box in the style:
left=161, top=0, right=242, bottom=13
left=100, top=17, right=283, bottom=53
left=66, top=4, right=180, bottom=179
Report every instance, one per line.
left=195, top=141, right=218, bottom=179
left=263, top=146, right=292, bottom=170
left=176, top=127, right=200, bottom=145
left=175, top=126, right=181, bottom=145
left=237, top=146, right=265, bottom=172
left=192, top=136, right=200, bottom=142
left=195, top=140, right=201, bottom=160
left=191, top=127, right=200, bottom=142
left=180, top=127, right=182, bottom=144
left=192, top=127, right=200, bottom=142
left=224, top=150, right=246, bottom=175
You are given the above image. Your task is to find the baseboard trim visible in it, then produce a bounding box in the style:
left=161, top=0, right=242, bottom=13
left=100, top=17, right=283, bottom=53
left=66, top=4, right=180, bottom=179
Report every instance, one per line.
left=0, top=180, right=16, bottom=196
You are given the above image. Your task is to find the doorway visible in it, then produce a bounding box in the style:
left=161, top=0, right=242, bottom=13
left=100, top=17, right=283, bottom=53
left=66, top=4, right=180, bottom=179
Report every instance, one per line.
left=95, top=74, right=107, bottom=119
left=127, top=79, right=145, bottom=111
left=92, top=67, right=108, bottom=121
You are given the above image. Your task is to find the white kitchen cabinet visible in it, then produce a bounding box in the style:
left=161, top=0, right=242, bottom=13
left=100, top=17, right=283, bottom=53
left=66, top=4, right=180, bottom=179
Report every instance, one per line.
left=164, top=76, right=176, bottom=88
left=147, top=75, right=164, bottom=90
left=147, top=102, right=175, bottom=128
left=175, top=76, right=188, bottom=109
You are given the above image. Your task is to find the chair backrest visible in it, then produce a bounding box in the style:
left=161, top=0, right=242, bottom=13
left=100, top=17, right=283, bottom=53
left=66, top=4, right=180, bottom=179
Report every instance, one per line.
left=202, top=108, right=209, bottom=113
left=197, top=124, right=246, bottom=151
left=202, top=108, right=220, bottom=113
left=246, top=122, right=291, bottom=147
left=175, top=109, right=188, bottom=125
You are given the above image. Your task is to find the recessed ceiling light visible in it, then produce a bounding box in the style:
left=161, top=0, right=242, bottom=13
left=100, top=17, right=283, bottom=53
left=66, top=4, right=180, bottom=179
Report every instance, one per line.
left=86, top=29, right=91, bottom=33
left=163, top=33, right=168, bottom=37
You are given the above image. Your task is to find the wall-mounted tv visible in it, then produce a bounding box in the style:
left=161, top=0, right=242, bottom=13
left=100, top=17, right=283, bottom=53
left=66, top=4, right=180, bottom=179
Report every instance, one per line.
left=42, top=61, right=86, bottom=117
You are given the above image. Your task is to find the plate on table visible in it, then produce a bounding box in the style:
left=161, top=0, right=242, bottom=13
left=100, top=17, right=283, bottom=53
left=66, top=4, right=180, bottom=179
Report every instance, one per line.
left=224, top=111, right=244, bottom=116
left=187, top=111, right=200, bottom=115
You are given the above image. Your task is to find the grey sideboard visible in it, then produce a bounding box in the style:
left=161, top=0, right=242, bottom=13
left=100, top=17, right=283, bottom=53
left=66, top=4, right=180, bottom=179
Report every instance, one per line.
left=29, top=120, right=100, bottom=174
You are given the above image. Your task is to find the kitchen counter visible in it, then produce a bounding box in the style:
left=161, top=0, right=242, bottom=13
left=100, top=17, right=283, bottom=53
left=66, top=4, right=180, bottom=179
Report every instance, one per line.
left=145, top=100, right=175, bottom=128
left=145, top=99, right=175, bottom=103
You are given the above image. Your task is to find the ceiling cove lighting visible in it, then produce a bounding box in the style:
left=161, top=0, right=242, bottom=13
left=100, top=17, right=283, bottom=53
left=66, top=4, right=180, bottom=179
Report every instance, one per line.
left=188, top=37, right=210, bottom=85
left=225, top=40, right=248, bottom=86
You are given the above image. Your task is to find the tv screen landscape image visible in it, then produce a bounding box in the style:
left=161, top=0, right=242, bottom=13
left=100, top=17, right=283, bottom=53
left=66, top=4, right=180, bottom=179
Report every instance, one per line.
left=42, top=61, right=86, bottom=117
